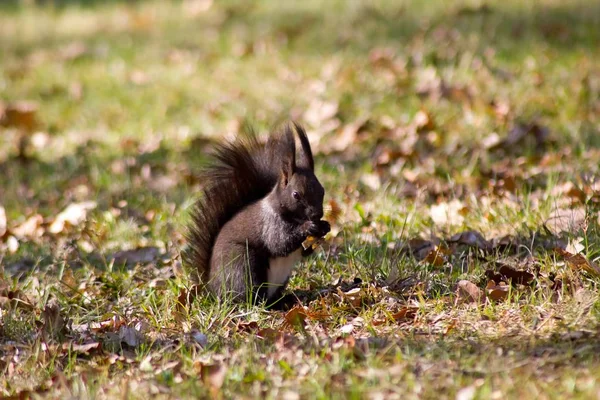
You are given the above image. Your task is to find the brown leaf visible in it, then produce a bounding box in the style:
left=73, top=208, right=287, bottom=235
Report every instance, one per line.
left=390, top=306, right=418, bottom=321
left=236, top=321, right=259, bottom=333
left=555, top=248, right=600, bottom=278
left=421, top=244, right=452, bottom=266
left=456, top=280, right=483, bottom=303
left=0, top=101, right=39, bottom=131
left=486, top=280, right=509, bottom=301
left=48, top=201, right=97, bottom=234
left=284, top=305, right=308, bottom=328
left=498, top=264, right=535, bottom=285
left=283, top=305, right=328, bottom=329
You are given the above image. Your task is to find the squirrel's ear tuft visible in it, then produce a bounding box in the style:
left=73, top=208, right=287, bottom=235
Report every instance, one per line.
left=291, top=122, right=314, bottom=171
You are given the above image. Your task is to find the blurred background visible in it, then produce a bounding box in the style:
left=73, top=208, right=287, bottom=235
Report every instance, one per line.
left=0, top=0, right=599, bottom=245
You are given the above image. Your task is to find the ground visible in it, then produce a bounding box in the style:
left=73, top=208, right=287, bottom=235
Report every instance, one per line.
left=1, top=0, right=600, bottom=398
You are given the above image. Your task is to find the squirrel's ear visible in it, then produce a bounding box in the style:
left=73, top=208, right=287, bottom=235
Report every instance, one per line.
left=291, top=122, right=314, bottom=171
left=279, top=127, right=296, bottom=186
left=280, top=153, right=295, bottom=186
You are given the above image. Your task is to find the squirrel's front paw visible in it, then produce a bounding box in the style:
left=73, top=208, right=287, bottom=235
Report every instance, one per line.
left=306, top=220, right=330, bottom=238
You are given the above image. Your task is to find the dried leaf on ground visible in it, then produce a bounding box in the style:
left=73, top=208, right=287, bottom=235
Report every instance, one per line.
left=421, top=244, right=453, bottom=266
left=486, top=281, right=509, bottom=301
left=371, top=305, right=418, bottom=325
left=456, top=280, right=483, bottom=304
left=555, top=248, right=600, bottom=278
left=284, top=305, right=328, bottom=329
left=0, top=101, right=39, bottom=131
left=49, top=201, right=97, bottom=234
left=486, top=264, right=535, bottom=286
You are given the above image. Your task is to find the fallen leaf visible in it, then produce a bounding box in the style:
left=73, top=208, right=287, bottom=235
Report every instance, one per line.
left=283, top=305, right=328, bottom=329
left=284, top=305, right=308, bottom=328
left=390, top=306, right=418, bottom=321
left=456, top=280, right=483, bottom=303
left=486, top=280, right=509, bottom=301
left=497, top=264, right=535, bottom=285
left=421, top=244, right=452, bottom=266
left=0, top=101, right=39, bottom=131
left=555, top=248, right=600, bottom=277
left=49, top=201, right=97, bottom=234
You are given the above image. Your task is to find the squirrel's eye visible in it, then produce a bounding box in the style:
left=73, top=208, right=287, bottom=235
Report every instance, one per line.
left=292, top=191, right=301, bottom=200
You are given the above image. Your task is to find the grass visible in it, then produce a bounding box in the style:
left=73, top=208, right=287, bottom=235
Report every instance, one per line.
left=1, top=0, right=600, bottom=398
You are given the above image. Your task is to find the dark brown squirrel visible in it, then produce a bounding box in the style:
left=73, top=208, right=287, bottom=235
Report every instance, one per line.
left=184, top=122, right=330, bottom=307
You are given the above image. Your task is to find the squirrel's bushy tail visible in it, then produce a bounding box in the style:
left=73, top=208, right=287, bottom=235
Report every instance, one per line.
left=184, top=124, right=302, bottom=283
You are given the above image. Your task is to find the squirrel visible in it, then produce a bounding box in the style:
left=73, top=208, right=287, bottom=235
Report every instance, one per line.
left=184, top=122, right=331, bottom=307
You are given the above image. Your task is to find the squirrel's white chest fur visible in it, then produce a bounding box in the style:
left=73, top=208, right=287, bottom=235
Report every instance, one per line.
left=267, top=249, right=302, bottom=298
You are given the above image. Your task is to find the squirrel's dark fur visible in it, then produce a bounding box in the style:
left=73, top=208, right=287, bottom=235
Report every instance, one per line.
left=184, top=122, right=330, bottom=306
